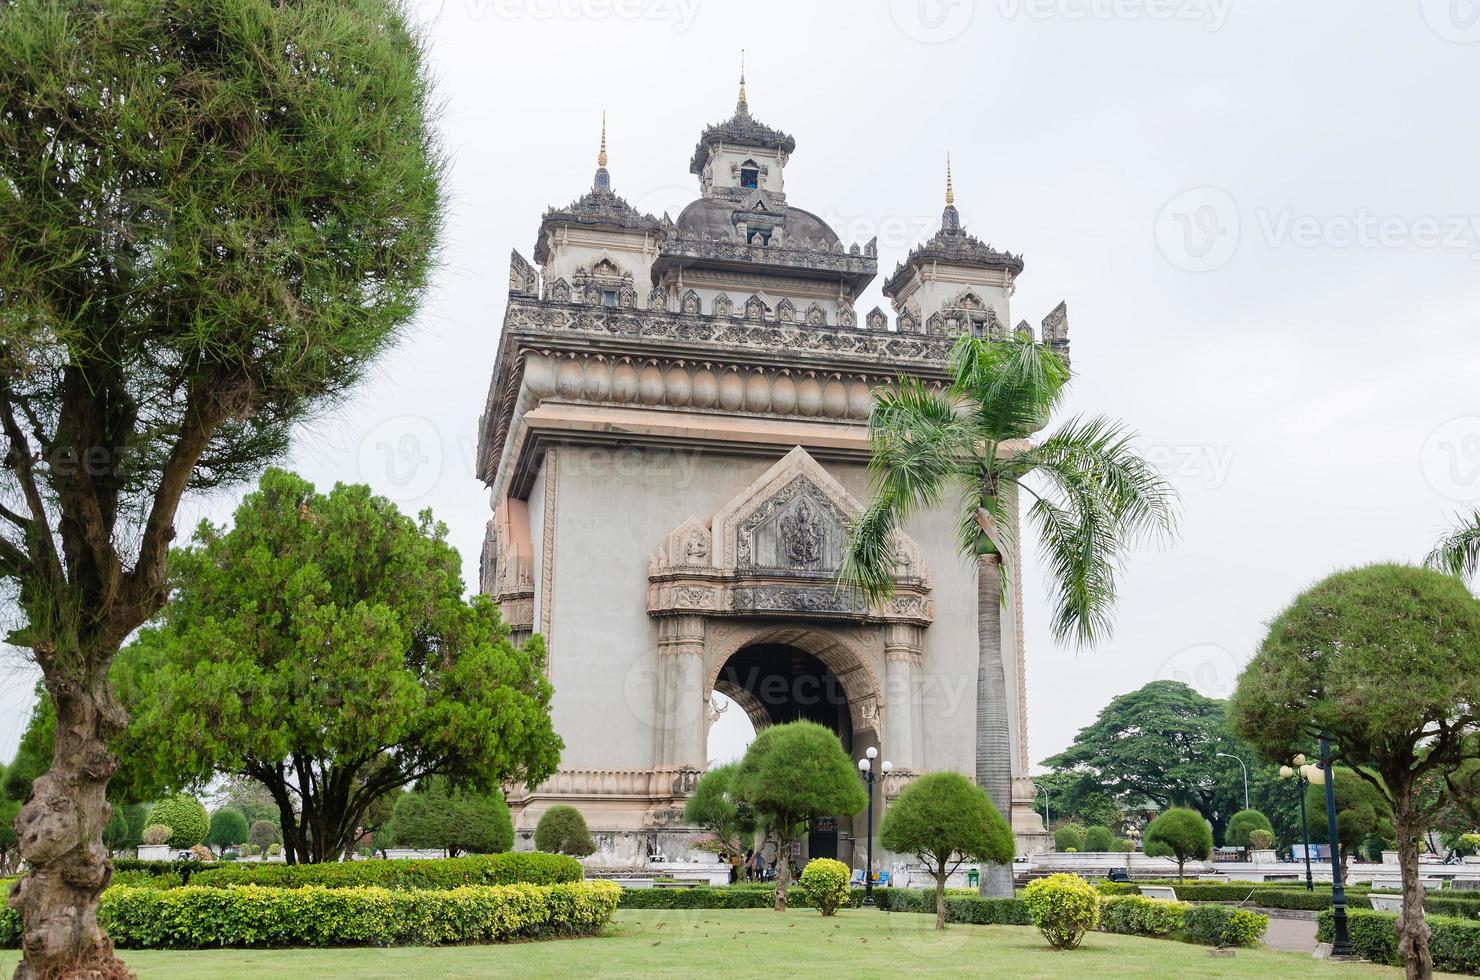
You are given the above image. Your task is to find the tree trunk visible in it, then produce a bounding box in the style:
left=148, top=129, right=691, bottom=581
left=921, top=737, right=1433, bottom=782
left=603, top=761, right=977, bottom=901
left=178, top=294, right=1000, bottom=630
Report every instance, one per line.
left=1394, top=792, right=1433, bottom=980
left=934, top=866, right=947, bottom=930
left=773, top=843, right=791, bottom=911
left=7, top=668, right=133, bottom=980
left=976, top=554, right=1014, bottom=899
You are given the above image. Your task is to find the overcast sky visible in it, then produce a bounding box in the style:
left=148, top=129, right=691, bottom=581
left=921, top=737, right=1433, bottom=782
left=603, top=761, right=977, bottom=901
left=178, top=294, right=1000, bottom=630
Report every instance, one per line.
left=5, top=0, right=1480, bottom=778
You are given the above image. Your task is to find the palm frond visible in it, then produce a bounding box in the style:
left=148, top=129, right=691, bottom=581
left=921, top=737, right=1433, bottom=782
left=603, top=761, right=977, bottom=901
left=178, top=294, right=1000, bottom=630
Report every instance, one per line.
left=1017, top=472, right=1121, bottom=647
left=840, top=493, right=905, bottom=603
left=865, top=377, right=975, bottom=512
left=1427, top=511, right=1480, bottom=584
left=948, top=333, right=1070, bottom=441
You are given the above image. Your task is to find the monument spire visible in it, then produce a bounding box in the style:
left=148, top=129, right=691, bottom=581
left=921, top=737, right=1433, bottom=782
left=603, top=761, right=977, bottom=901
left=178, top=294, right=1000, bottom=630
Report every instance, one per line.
left=945, top=153, right=954, bottom=206
left=593, top=112, right=611, bottom=192
left=942, top=152, right=960, bottom=231
left=736, top=50, right=748, bottom=116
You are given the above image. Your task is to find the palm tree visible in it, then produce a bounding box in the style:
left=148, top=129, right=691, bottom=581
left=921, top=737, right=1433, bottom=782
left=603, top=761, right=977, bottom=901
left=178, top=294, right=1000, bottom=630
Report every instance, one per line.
left=1427, top=511, right=1480, bottom=585
left=841, top=332, right=1177, bottom=897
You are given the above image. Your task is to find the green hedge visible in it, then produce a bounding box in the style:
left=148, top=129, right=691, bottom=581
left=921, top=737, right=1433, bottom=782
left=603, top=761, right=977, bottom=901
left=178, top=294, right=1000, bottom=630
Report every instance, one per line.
left=1099, top=895, right=1267, bottom=947
left=617, top=885, right=865, bottom=910
left=189, top=853, right=581, bottom=890
left=111, top=858, right=218, bottom=885
left=1, top=882, right=620, bottom=950
left=1318, top=908, right=1480, bottom=975
left=874, top=889, right=1031, bottom=924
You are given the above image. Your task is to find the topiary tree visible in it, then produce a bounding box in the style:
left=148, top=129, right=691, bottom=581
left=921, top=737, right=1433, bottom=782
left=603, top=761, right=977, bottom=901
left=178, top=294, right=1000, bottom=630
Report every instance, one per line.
left=0, top=0, right=444, bottom=971
left=1022, top=873, right=1101, bottom=949
left=205, top=807, right=249, bottom=852
left=683, top=763, right=756, bottom=863
left=1225, top=809, right=1275, bottom=849
left=797, top=858, right=852, bottom=916
left=392, top=779, right=513, bottom=856
left=146, top=795, right=208, bottom=849
left=730, top=721, right=868, bottom=911
left=140, top=826, right=171, bottom=847
left=1082, top=826, right=1114, bottom=852
left=1114, top=837, right=1137, bottom=853
left=534, top=805, right=596, bottom=857
left=1230, top=564, right=1480, bottom=980
left=1305, top=769, right=1393, bottom=879
left=879, top=771, right=1014, bottom=929
left=1248, top=829, right=1274, bottom=850
left=1143, top=806, right=1212, bottom=882
left=1053, top=823, right=1086, bottom=853
left=249, top=820, right=281, bottom=851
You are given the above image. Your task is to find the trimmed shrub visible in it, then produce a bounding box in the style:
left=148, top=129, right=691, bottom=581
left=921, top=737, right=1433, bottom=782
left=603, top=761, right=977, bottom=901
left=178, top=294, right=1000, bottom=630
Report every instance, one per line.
left=249, top=820, right=280, bottom=850
left=1053, top=824, right=1086, bottom=852
left=618, top=884, right=866, bottom=911
left=1114, top=838, right=1137, bottom=853
left=798, top=858, right=851, bottom=916
left=872, top=888, right=1030, bottom=924
left=109, top=870, right=181, bottom=890
left=1224, top=809, right=1274, bottom=849
left=141, top=825, right=171, bottom=846
left=111, top=858, right=218, bottom=885
left=1100, top=895, right=1188, bottom=937
left=1082, top=827, right=1114, bottom=852
left=190, top=852, right=581, bottom=891
left=1143, top=807, right=1212, bottom=881
left=146, top=796, right=208, bottom=849
left=1022, top=874, right=1101, bottom=950
left=1314, top=909, right=1480, bottom=972
left=78, top=881, right=621, bottom=949
left=1181, top=905, right=1268, bottom=947
left=205, top=808, right=248, bottom=850
left=534, top=805, right=596, bottom=857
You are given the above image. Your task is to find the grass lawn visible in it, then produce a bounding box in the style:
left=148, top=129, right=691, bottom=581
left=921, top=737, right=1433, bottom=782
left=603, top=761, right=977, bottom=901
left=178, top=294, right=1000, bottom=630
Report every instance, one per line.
left=0, top=908, right=1440, bottom=978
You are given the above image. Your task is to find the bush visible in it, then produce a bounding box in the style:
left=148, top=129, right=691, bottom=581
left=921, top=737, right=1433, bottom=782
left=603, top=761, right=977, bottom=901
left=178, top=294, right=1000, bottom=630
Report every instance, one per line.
left=110, top=858, right=218, bottom=885
left=42, top=881, right=619, bottom=950
left=141, top=825, right=172, bottom=846
left=109, top=870, right=182, bottom=890
left=872, top=889, right=1030, bottom=924
left=534, top=805, right=596, bottom=857
left=797, top=858, right=851, bottom=916
left=249, top=820, right=281, bottom=850
left=1248, top=829, right=1274, bottom=850
left=1224, top=809, right=1274, bottom=849
left=146, top=796, right=209, bottom=849
left=190, top=852, right=581, bottom=891
left=1022, top=874, right=1101, bottom=950
left=1054, top=824, right=1086, bottom=852
left=392, top=780, right=514, bottom=856
left=1181, top=905, right=1268, bottom=947
left=205, top=808, right=248, bottom=850
left=1143, top=807, right=1212, bottom=880
left=618, top=885, right=867, bottom=911
left=1100, top=895, right=1188, bottom=937
left=1082, top=827, right=1114, bottom=852
left=1316, top=909, right=1480, bottom=974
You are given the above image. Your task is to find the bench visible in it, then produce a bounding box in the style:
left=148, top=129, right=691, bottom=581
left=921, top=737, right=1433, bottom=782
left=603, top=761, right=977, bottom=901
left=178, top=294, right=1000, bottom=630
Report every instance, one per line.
left=1368, top=894, right=1403, bottom=913
left=1140, top=886, right=1178, bottom=902
left=653, top=879, right=701, bottom=889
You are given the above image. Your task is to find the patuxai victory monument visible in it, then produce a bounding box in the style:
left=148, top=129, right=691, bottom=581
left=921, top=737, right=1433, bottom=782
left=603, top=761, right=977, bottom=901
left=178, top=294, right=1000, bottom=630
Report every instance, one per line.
left=477, top=75, right=1067, bottom=866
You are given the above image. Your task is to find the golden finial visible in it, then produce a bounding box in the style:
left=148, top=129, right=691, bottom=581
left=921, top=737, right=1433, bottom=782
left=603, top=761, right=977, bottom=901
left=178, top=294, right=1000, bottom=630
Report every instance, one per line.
left=597, top=112, right=608, bottom=169
left=737, top=49, right=748, bottom=112
left=945, top=153, right=955, bottom=206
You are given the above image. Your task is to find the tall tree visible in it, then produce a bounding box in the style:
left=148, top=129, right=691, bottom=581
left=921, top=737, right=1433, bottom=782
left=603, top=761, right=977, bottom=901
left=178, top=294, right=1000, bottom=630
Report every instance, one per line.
left=1041, top=680, right=1253, bottom=842
left=842, top=333, right=1176, bottom=896
left=683, top=763, right=756, bottom=863
left=111, top=470, right=561, bottom=864
left=1230, top=563, right=1480, bottom=980
left=730, top=721, right=867, bottom=911
left=0, top=0, right=442, bottom=972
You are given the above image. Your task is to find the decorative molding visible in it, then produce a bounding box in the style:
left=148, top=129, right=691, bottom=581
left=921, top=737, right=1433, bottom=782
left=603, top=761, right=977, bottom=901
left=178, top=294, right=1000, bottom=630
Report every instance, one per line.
left=538, top=449, right=559, bottom=654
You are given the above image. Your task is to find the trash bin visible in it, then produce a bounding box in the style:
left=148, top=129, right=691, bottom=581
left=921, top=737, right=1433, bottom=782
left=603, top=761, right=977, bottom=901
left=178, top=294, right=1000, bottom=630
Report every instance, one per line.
left=966, top=868, right=980, bottom=888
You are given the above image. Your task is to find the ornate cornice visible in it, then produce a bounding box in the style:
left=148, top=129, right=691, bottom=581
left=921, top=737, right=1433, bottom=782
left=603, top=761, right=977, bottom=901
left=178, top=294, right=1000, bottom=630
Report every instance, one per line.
left=689, top=107, right=796, bottom=175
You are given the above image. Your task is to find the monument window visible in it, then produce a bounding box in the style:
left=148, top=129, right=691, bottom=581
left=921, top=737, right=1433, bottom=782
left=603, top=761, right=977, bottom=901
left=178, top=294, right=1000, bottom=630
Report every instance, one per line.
left=751, top=226, right=772, bottom=245
left=600, top=289, right=618, bottom=308
left=740, top=161, right=760, bottom=189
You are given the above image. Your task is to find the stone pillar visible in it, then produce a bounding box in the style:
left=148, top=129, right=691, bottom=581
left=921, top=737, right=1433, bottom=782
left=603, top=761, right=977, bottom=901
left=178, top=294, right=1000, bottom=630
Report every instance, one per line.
left=655, top=615, right=707, bottom=772
left=882, top=624, right=923, bottom=772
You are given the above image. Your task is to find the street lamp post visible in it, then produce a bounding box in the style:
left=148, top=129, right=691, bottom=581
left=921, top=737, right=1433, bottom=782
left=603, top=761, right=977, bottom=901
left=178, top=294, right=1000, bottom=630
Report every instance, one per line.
left=1216, top=752, right=1249, bottom=811
left=858, top=747, right=893, bottom=908
left=1279, top=754, right=1314, bottom=892
left=1319, top=736, right=1355, bottom=957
